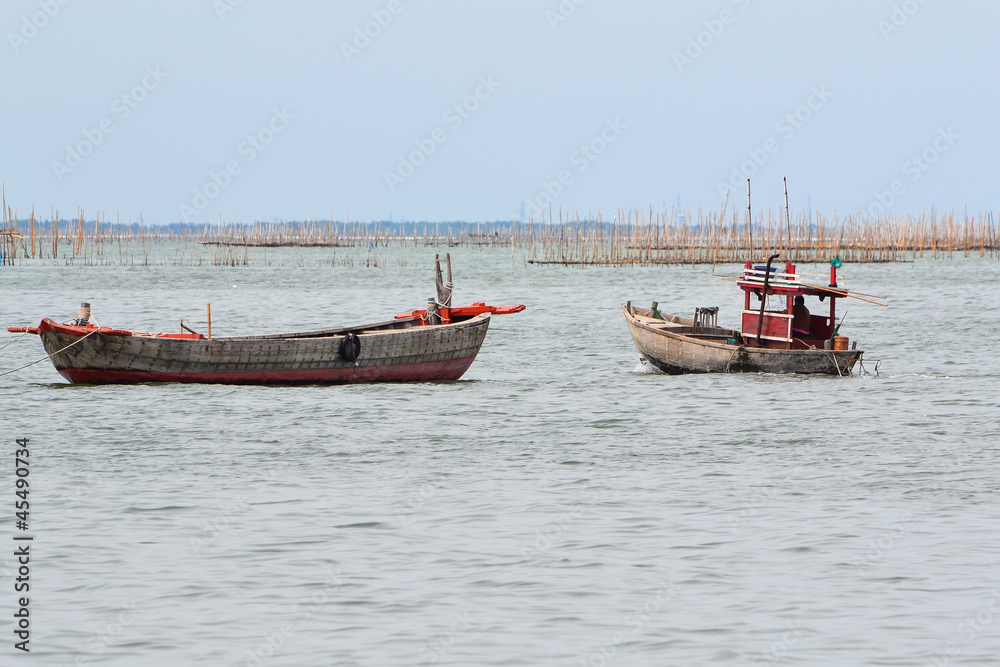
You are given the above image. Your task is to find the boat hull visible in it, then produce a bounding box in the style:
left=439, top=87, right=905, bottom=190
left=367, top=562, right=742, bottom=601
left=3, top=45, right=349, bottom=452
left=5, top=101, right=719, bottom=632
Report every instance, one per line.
left=37, top=314, right=491, bottom=385
left=623, top=305, right=861, bottom=376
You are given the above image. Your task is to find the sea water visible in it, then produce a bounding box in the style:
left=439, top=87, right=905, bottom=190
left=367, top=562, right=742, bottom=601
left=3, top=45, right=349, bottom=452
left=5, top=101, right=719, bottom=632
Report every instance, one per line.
left=1, top=245, right=998, bottom=666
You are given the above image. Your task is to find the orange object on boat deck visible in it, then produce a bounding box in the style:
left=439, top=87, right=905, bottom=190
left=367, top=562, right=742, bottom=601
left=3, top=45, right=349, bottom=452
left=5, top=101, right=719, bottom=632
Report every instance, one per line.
left=395, top=302, right=525, bottom=322
left=833, top=336, right=849, bottom=351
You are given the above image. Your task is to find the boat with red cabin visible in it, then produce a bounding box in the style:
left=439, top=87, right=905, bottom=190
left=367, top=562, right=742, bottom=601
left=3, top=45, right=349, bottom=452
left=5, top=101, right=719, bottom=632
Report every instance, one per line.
left=622, top=255, right=880, bottom=375
left=7, top=255, right=524, bottom=385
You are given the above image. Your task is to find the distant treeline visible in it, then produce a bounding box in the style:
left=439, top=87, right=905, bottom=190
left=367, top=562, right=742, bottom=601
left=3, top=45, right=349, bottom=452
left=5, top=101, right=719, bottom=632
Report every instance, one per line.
left=4, top=219, right=519, bottom=235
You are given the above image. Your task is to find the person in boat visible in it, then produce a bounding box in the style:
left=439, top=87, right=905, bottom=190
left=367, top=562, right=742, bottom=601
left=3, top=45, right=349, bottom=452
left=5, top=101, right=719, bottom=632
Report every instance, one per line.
left=792, top=295, right=811, bottom=337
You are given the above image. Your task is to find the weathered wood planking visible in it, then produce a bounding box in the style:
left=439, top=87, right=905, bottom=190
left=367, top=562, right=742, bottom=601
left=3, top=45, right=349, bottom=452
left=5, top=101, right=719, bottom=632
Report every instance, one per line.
left=37, top=314, right=492, bottom=385
left=622, top=304, right=861, bottom=375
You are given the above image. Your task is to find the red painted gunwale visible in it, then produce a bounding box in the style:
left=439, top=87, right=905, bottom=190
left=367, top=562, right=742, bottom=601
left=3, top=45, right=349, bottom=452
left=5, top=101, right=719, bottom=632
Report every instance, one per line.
left=57, top=356, right=477, bottom=385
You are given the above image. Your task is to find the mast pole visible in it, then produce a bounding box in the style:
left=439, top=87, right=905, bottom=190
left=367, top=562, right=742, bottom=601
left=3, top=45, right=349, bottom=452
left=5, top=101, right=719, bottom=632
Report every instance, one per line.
left=783, top=177, right=791, bottom=257
left=747, top=179, right=753, bottom=262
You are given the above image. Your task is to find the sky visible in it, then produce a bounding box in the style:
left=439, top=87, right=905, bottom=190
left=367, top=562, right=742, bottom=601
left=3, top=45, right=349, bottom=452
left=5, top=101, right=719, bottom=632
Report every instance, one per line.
left=1, top=0, right=997, bottom=224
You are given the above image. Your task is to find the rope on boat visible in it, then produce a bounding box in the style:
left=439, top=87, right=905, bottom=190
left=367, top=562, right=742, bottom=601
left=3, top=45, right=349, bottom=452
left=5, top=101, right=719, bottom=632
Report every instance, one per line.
left=825, top=350, right=844, bottom=377
left=0, top=328, right=100, bottom=378
left=724, top=344, right=744, bottom=373
left=857, top=357, right=881, bottom=378
left=0, top=331, right=30, bottom=353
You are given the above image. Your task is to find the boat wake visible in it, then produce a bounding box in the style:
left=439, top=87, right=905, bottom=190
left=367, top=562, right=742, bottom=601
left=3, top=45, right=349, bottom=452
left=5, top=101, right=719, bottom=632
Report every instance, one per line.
left=631, top=358, right=658, bottom=375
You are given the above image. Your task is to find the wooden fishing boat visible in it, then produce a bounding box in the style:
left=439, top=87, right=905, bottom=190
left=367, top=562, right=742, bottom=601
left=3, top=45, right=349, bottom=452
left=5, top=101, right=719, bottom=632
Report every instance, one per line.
left=8, top=255, right=524, bottom=385
left=623, top=256, right=880, bottom=376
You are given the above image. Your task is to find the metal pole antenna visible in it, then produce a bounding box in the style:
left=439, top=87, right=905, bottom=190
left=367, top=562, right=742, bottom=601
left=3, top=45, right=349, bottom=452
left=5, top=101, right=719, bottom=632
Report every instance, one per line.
left=746, top=179, right=753, bottom=262
left=783, top=177, right=791, bottom=257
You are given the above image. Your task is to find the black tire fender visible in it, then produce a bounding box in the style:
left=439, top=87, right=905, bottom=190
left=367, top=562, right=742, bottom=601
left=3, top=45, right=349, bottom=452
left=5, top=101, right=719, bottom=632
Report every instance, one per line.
left=339, top=333, right=361, bottom=362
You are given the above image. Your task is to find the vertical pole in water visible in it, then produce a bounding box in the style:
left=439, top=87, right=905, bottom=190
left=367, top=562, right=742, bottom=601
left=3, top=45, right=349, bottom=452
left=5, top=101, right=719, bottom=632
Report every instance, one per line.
left=207, top=304, right=212, bottom=340
left=746, top=179, right=753, bottom=262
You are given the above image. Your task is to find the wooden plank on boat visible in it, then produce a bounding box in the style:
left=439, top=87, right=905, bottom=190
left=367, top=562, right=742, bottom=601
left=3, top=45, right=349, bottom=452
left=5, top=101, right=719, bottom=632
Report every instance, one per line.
left=222, top=318, right=419, bottom=341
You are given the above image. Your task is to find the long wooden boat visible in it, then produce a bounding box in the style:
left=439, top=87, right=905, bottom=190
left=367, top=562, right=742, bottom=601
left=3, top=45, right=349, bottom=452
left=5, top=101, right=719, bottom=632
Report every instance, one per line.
left=8, top=255, right=524, bottom=385
left=623, top=256, right=879, bottom=376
